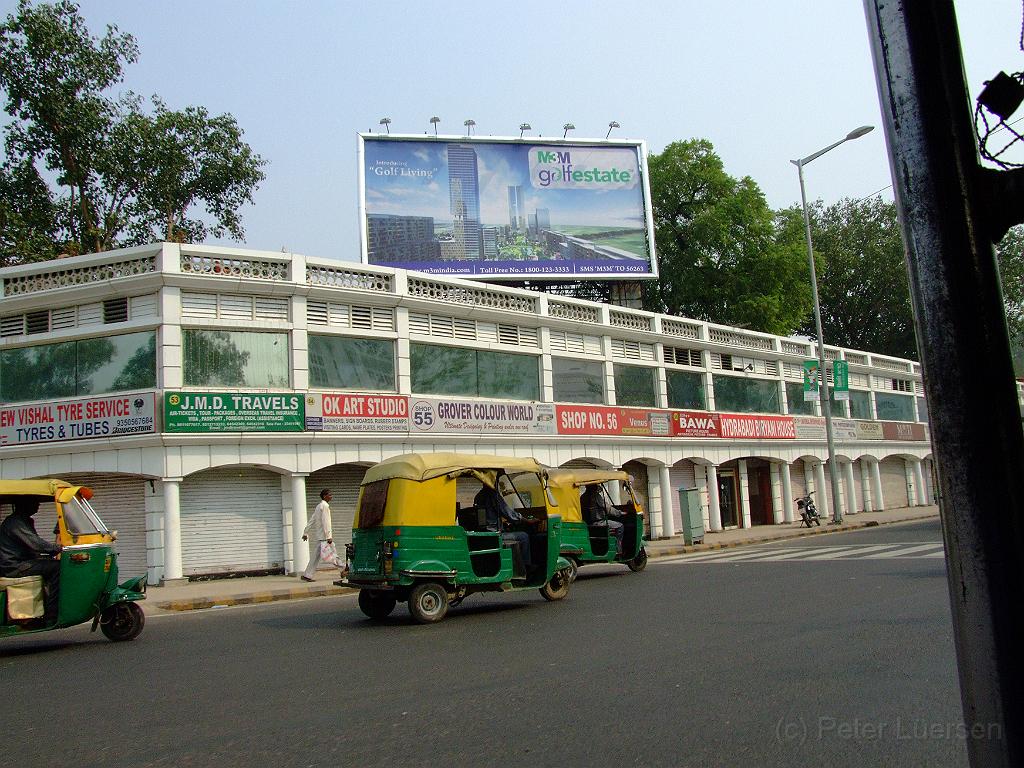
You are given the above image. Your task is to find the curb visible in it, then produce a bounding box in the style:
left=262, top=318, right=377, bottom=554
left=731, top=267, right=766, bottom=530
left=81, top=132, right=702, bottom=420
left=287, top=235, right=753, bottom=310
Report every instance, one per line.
left=151, top=513, right=938, bottom=612
left=644, top=513, right=937, bottom=559
left=153, top=582, right=355, bottom=612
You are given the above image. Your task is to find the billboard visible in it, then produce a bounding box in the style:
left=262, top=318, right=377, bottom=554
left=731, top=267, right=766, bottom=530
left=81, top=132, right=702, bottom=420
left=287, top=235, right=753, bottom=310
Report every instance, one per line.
left=359, top=134, right=657, bottom=280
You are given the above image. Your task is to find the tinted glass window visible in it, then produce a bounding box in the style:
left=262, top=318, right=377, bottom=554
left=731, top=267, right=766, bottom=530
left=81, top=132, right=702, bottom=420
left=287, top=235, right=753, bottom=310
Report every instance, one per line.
left=183, top=330, right=289, bottom=388
left=667, top=370, right=705, bottom=410
left=714, top=376, right=780, bottom=414
left=785, top=382, right=814, bottom=415
left=614, top=364, right=656, bottom=407
left=552, top=357, right=604, bottom=404
left=309, top=336, right=395, bottom=391
left=875, top=392, right=915, bottom=421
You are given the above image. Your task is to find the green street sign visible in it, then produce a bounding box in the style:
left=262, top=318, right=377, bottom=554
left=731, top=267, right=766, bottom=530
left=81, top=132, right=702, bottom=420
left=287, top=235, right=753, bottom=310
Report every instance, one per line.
left=164, top=392, right=304, bottom=432
left=803, top=360, right=820, bottom=401
left=833, top=360, right=850, bottom=401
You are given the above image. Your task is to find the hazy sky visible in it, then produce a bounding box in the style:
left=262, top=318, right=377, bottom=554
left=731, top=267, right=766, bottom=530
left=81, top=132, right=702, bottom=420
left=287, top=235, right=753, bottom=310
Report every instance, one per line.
left=2, top=1, right=1018, bottom=262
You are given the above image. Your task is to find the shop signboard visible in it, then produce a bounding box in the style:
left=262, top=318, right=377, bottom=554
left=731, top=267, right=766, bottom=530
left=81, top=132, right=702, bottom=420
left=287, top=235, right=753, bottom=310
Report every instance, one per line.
left=855, top=421, right=884, bottom=440
left=359, top=134, right=656, bottom=280
left=556, top=405, right=672, bottom=436
left=410, top=398, right=556, bottom=435
left=832, top=361, right=850, bottom=400
left=881, top=421, right=928, bottom=441
left=717, top=413, right=797, bottom=439
left=0, top=392, right=156, bottom=446
left=164, top=392, right=304, bottom=432
left=304, top=394, right=408, bottom=432
left=671, top=411, right=722, bottom=438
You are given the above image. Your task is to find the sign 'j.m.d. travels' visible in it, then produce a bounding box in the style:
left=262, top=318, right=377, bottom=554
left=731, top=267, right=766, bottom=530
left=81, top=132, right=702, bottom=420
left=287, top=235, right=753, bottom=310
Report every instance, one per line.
left=359, top=134, right=656, bottom=281
left=164, top=392, right=304, bottom=432
left=0, top=393, right=156, bottom=446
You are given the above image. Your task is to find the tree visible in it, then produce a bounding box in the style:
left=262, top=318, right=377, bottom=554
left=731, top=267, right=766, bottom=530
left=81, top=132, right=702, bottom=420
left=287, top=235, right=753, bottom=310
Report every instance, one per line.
left=643, top=139, right=812, bottom=335
left=996, top=225, right=1024, bottom=340
left=0, top=0, right=265, bottom=260
left=796, top=197, right=918, bottom=359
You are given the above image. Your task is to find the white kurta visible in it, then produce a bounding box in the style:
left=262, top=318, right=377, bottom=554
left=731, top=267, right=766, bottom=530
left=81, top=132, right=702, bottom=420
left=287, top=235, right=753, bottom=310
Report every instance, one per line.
left=302, top=500, right=333, bottom=578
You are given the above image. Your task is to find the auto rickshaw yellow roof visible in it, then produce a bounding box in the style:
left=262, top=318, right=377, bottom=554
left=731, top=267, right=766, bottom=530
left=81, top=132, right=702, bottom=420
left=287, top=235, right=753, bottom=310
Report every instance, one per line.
left=362, top=452, right=545, bottom=485
left=546, top=468, right=630, bottom=487
left=0, top=478, right=90, bottom=502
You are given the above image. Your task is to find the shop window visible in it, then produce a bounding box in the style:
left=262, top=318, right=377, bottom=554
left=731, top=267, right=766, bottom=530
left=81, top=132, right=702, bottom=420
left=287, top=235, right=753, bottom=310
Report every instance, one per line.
left=849, top=390, right=873, bottom=420
left=713, top=375, right=780, bottom=414
left=183, top=329, right=289, bottom=388
left=0, top=331, right=156, bottom=404
left=410, top=343, right=539, bottom=401
left=875, top=392, right=915, bottom=422
left=552, top=357, right=604, bottom=404
left=917, top=396, right=928, bottom=424
left=613, top=364, right=656, bottom=407
left=785, top=382, right=814, bottom=415
left=309, top=336, right=395, bottom=391
left=667, top=370, right=705, bottom=410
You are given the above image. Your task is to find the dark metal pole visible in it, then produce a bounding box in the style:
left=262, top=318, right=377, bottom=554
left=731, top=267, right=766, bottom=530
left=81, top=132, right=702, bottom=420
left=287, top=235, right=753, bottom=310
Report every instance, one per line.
left=864, top=2, right=1024, bottom=765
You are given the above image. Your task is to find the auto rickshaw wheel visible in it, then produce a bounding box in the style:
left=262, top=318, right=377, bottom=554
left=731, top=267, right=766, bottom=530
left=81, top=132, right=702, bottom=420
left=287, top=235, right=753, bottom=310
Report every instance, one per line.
left=100, top=601, right=145, bottom=642
left=627, top=547, right=648, bottom=573
left=358, top=589, right=397, bottom=620
left=539, top=568, right=571, bottom=601
left=566, top=557, right=579, bottom=583
left=408, top=582, right=449, bottom=623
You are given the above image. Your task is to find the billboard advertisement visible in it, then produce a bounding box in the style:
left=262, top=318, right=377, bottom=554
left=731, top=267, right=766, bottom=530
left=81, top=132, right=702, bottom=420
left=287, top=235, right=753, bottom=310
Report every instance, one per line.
left=359, top=134, right=656, bottom=280
left=0, top=393, right=156, bottom=446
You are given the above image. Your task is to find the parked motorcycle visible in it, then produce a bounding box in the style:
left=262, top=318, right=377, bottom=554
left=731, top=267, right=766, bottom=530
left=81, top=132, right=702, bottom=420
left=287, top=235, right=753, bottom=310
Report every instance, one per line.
left=796, top=493, right=821, bottom=528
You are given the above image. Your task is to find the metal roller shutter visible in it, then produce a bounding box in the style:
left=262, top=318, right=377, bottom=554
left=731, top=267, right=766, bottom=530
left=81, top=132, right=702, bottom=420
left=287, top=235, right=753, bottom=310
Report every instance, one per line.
left=559, top=459, right=599, bottom=469
left=669, top=463, right=696, bottom=534
left=61, top=474, right=147, bottom=577
left=789, top=463, right=807, bottom=503
left=880, top=458, right=910, bottom=508
left=623, top=461, right=650, bottom=532
left=180, top=468, right=284, bottom=576
left=306, top=464, right=369, bottom=547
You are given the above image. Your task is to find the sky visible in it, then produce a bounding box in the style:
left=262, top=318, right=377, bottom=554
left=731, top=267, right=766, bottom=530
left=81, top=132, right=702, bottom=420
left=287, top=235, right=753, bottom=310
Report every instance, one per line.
left=1, top=0, right=1019, bottom=263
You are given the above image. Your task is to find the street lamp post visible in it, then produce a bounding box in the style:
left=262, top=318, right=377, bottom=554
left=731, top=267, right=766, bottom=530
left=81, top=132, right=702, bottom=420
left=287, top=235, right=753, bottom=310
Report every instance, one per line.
left=791, top=125, right=873, bottom=524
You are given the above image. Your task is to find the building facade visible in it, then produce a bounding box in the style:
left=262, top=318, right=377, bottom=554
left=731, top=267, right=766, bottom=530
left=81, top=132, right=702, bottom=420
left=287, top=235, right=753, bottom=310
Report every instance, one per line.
left=0, top=243, right=958, bottom=584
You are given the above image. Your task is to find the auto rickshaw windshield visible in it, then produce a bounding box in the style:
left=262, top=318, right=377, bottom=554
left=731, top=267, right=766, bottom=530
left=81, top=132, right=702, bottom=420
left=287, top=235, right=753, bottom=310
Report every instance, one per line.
left=503, top=471, right=555, bottom=509
left=63, top=495, right=109, bottom=536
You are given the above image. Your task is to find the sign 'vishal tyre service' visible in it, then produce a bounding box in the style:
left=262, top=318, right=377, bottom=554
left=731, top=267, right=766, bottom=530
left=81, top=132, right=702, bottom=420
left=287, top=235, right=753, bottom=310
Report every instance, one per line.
left=358, top=134, right=657, bottom=280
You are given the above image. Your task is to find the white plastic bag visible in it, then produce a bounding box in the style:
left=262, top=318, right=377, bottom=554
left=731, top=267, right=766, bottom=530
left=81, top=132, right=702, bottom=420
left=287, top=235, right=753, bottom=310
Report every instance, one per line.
left=319, top=540, right=342, bottom=567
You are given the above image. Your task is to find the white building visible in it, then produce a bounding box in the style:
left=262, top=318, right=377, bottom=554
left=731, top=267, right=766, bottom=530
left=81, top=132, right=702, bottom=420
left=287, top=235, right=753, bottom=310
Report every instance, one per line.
left=0, top=243, right=944, bottom=584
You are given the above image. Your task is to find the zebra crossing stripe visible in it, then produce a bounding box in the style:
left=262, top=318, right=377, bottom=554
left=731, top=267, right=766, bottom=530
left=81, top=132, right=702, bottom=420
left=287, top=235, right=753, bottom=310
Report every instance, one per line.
left=799, top=544, right=904, bottom=560
left=759, top=546, right=867, bottom=561
left=871, top=543, right=944, bottom=558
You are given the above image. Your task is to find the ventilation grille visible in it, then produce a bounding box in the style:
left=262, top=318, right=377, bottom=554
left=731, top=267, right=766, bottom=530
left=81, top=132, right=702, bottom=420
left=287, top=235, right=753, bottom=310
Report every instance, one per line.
left=408, top=312, right=539, bottom=348
left=181, top=292, right=290, bottom=323
left=711, top=353, right=777, bottom=375
left=0, top=293, right=157, bottom=338
left=306, top=301, right=395, bottom=331
left=610, top=338, right=655, bottom=361
left=662, top=319, right=702, bottom=340
left=548, top=330, right=602, bottom=355
left=663, top=346, right=702, bottom=367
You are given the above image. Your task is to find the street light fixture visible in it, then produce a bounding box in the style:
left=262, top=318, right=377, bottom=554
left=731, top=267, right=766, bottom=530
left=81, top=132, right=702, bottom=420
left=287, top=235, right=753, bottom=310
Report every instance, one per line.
left=519, top=122, right=531, bottom=138
left=606, top=120, right=620, bottom=139
left=791, top=124, right=874, bottom=525
left=463, top=119, right=475, bottom=136
left=563, top=122, right=575, bottom=138
left=429, top=116, right=440, bottom=135
left=379, top=117, right=391, bottom=134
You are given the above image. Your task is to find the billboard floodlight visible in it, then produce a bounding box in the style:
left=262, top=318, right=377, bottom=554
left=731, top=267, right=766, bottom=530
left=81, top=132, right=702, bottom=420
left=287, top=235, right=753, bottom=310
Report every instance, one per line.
left=606, top=121, right=620, bottom=139
left=379, top=117, right=391, bottom=134
left=463, top=119, right=476, bottom=135
left=430, top=116, right=440, bottom=135
left=519, top=123, right=531, bottom=138
left=563, top=123, right=575, bottom=138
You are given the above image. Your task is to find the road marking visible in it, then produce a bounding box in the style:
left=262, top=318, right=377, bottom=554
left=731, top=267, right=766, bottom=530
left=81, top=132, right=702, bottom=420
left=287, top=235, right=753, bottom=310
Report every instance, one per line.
left=871, top=543, right=944, bottom=558
left=799, top=544, right=904, bottom=560
left=654, top=541, right=945, bottom=564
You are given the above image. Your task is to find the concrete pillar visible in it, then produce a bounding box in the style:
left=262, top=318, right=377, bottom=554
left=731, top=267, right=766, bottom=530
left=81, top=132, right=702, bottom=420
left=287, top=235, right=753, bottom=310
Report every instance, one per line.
left=781, top=462, right=795, bottom=523
left=769, top=463, right=783, bottom=524
left=162, top=478, right=183, bottom=583
left=814, top=460, right=830, bottom=519
left=913, top=460, right=927, bottom=506
left=860, top=460, right=874, bottom=512
left=706, top=464, right=723, bottom=532
left=843, top=460, right=857, bottom=515
left=905, top=459, right=918, bottom=506
left=647, top=466, right=664, bottom=539
left=291, top=474, right=309, bottom=575
left=871, top=459, right=885, bottom=511
left=695, top=464, right=711, bottom=530
left=658, top=465, right=674, bottom=537
left=738, top=459, right=752, bottom=528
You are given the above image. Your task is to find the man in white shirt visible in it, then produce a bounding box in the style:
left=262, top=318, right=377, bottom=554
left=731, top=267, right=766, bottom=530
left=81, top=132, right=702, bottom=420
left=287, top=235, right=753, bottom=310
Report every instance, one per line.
left=301, top=489, right=333, bottom=582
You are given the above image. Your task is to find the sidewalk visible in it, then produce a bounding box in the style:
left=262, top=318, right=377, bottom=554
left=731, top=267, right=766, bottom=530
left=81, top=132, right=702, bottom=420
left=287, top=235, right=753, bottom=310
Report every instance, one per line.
left=143, top=505, right=939, bottom=614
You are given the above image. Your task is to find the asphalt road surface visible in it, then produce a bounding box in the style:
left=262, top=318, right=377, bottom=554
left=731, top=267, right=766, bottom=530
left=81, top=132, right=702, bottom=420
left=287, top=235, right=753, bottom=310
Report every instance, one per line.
left=2, top=520, right=973, bottom=768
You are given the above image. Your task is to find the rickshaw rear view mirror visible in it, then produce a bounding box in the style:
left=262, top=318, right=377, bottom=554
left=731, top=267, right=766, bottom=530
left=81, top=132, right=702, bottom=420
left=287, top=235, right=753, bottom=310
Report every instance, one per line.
left=546, top=487, right=558, bottom=507
left=110, top=529, right=118, bottom=541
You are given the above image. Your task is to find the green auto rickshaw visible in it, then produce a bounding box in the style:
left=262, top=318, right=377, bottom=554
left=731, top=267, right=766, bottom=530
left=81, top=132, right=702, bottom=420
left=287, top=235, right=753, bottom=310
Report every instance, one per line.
left=546, top=467, right=648, bottom=580
left=342, top=452, right=574, bottom=624
left=0, top=479, right=147, bottom=642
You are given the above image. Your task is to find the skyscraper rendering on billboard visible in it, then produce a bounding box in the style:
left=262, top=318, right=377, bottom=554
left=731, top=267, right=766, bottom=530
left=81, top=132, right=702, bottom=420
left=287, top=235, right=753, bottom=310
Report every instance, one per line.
left=359, top=134, right=657, bottom=280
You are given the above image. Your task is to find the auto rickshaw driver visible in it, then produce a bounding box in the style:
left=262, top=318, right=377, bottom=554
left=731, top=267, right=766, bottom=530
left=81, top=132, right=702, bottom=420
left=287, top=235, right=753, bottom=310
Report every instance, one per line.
left=474, top=474, right=538, bottom=573
left=0, top=496, right=61, bottom=622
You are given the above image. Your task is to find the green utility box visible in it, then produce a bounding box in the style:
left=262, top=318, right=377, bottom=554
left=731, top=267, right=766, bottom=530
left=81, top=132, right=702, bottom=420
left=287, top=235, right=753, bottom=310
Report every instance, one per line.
left=678, top=487, right=705, bottom=545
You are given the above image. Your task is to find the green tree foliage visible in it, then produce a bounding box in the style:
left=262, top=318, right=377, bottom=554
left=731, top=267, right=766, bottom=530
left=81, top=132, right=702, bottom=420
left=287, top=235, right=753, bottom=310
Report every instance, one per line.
left=996, top=225, right=1024, bottom=340
left=0, top=0, right=265, bottom=260
left=795, top=197, right=917, bottom=359
left=643, top=139, right=812, bottom=334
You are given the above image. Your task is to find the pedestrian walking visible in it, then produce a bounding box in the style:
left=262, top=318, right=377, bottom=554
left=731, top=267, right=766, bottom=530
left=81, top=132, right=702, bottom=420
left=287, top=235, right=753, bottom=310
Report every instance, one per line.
left=301, top=489, right=333, bottom=582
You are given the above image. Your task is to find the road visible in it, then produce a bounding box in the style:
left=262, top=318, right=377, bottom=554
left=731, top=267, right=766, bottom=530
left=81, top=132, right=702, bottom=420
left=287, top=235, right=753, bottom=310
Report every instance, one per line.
left=2, top=520, right=971, bottom=767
